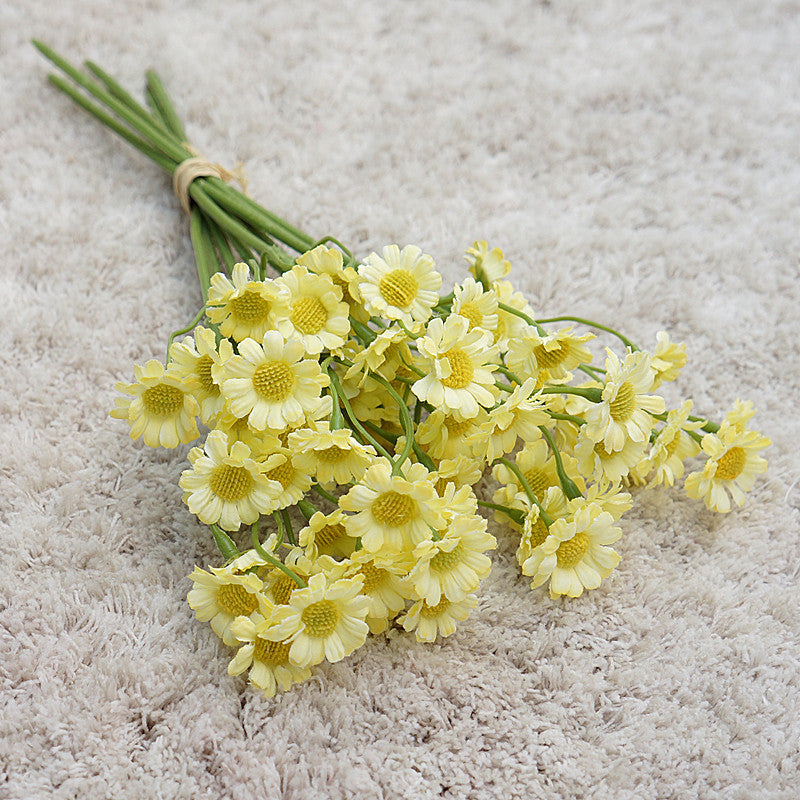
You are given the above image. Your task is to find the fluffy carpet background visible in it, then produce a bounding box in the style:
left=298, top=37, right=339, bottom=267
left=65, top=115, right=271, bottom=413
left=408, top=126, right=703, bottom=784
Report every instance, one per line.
left=2, top=1, right=799, bottom=798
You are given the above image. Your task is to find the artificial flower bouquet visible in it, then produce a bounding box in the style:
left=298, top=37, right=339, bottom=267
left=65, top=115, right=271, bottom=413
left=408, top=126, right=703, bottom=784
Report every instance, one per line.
left=36, top=43, right=771, bottom=698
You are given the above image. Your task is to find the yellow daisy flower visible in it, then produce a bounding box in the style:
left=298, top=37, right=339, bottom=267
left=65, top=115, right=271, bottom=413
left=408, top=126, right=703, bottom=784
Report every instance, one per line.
left=400, top=594, right=478, bottom=643
left=491, top=280, right=536, bottom=353
left=267, top=573, right=370, bottom=667
left=272, top=265, right=350, bottom=354
left=508, top=326, right=595, bottom=385
left=515, top=487, right=570, bottom=568
left=179, top=429, right=279, bottom=530
left=228, top=613, right=312, bottom=698
left=409, top=515, right=496, bottom=606
left=288, top=424, right=376, bottom=487
left=413, top=315, right=499, bottom=419
left=220, top=331, right=330, bottom=431
left=650, top=331, right=687, bottom=388
left=296, top=244, right=368, bottom=323
left=344, top=326, right=413, bottom=387
left=168, top=326, right=233, bottom=425
left=110, top=359, right=199, bottom=448
left=339, top=458, right=446, bottom=554
left=298, top=508, right=358, bottom=561
left=464, top=240, right=510, bottom=285
left=476, top=378, right=550, bottom=462
left=584, top=348, right=666, bottom=452
left=341, top=549, right=410, bottom=634
left=261, top=447, right=313, bottom=511
left=723, top=399, right=757, bottom=432
left=358, top=244, right=442, bottom=326
left=574, top=428, right=649, bottom=485
left=524, top=501, right=622, bottom=598
left=646, top=400, right=702, bottom=487
left=451, top=277, right=499, bottom=332
left=415, top=408, right=487, bottom=461
left=206, top=262, right=285, bottom=342
left=186, top=550, right=270, bottom=646
left=684, top=422, right=770, bottom=512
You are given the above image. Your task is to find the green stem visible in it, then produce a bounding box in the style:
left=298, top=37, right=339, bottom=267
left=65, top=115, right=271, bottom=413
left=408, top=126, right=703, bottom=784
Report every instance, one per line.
left=297, top=498, right=319, bottom=521
left=497, top=301, right=546, bottom=335
left=368, top=373, right=415, bottom=476
left=546, top=410, right=586, bottom=426
left=539, top=426, right=583, bottom=500
left=361, top=419, right=399, bottom=443
left=280, top=509, right=295, bottom=546
left=166, top=306, right=206, bottom=362
left=188, top=183, right=272, bottom=253
left=311, top=483, right=339, bottom=505
left=535, top=316, right=639, bottom=351
left=144, top=69, right=188, bottom=141
left=495, top=364, right=521, bottom=385
left=251, top=523, right=306, bottom=587
left=498, top=457, right=554, bottom=526
left=188, top=210, right=219, bottom=302
left=540, top=385, right=603, bottom=403
left=206, top=218, right=237, bottom=271
left=476, top=500, right=525, bottom=526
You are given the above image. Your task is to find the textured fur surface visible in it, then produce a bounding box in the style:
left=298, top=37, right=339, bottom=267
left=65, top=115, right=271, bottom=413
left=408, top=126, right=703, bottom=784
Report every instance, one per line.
left=2, top=1, right=799, bottom=798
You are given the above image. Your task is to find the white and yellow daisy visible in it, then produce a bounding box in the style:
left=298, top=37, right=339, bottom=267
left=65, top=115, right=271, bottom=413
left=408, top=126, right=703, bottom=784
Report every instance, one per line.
left=288, top=424, right=376, bottom=487
left=476, top=378, right=550, bottom=462
left=358, top=244, right=442, bottom=326
left=272, top=265, right=350, bottom=354
left=684, top=422, right=770, bottom=512
left=515, top=487, right=570, bottom=568
left=400, top=594, right=478, bottom=643
left=574, top=428, right=649, bottom=485
left=296, top=244, right=367, bottom=321
left=646, top=400, right=702, bottom=487
left=524, top=501, right=622, bottom=599
left=206, top=263, right=286, bottom=342
left=261, top=447, right=313, bottom=511
left=228, top=614, right=312, bottom=698
left=110, top=359, right=200, bottom=448
left=344, top=326, right=413, bottom=387
left=509, top=326, right=595, bottom=385
left=464, top=240, right=510, bottom=285
left=451, top=277, right=499, bottom=333
left=339, top=458, right=446, bottom=554
left=267, top=572, right=370, bottom=667
left=408, top=515, right=496, bottom=606
left=584, top=348, right=666, bottom=452
left=412, top=315, right=499, bottom=419
left=650, top=331, right=687, bottom=388
left=186, top=550, right=270, bottom=646
left=179, top=430, right=279, bottom=530
left=341, top=549, right=409, bottom=634
left=168, top=326, right=232, bottom=425
left=298, top=508, right=359, bottom=561
left=415, top=408, right=487, bottom=462
left=220, top=331, right=329, bottom=431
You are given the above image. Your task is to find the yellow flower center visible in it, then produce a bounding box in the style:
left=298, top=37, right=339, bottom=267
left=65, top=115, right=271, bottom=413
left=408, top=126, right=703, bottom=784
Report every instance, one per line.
left=230, top=290, right=270, bottom=322
left=440, top=349, right=474, bottom=389
left=271, top=575, right=296, bottom=605
left=664, top=433, right=681, bottom=458
left=420, top=598, right=451, bottom=618
left=534, top=342, right=568, bottom=370
left=315, top=523, right=346, bottom=548
left=210, top=464, right=254, bottom=501
left=457, top=302, right=483, bottom=330
left=291, top=295, right=329, bottom=335
left=317, top=445, right=349, bottom=463
left=253, top=360, right=294, bottom=401
left=196, top=355, right=218, bottom=394
left=379, top=269, right=418, bottom=308
left=301, top=599, right=340, bottom=637
left=609, top=381, right=636, bottom=422
left=216, top=583, right=258, bottom=616
left=715, top=446, right=746, bottom=481
left=430, top=544, right=463, bottom=572
left=523, top=468, right=551, bottom=498
left=266, top=458, right=294, bottom=489
left=593, top=441, right=613, bottom=458
left=527, top=516, right=549, bottom=549
left=142, top=383, right=184, bottom=416
left=556, top=532, right=590, bottom=568
left=372, top=491, right=418, bottom=527
left=359, top=562, right=388, bottom=594
left=253, top=637, right=291, bottom=666
left=444, top=416, right=473, bottom=436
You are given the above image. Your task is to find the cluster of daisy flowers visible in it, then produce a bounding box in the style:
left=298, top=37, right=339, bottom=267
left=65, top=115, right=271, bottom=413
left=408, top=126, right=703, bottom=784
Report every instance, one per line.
left=111, top=240, right=770, bottom=698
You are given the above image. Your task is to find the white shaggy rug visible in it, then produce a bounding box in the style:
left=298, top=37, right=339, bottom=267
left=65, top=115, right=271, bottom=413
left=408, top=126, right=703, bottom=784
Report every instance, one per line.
left=2, top=1, right=799, bottom=798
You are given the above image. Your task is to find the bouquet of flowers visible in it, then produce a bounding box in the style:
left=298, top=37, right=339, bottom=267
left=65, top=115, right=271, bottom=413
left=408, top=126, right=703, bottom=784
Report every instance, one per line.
left=35, top=42, right=771, bottom=698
